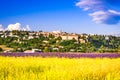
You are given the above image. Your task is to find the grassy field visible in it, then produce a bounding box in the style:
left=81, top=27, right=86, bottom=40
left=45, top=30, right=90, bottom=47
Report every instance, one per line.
left=0, top=45, right=13, bottom=51
left=0, top=57, right=120, bottom=80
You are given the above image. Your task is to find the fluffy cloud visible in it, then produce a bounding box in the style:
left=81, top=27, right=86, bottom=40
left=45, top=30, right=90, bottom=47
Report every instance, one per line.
left=6, top=23, right=21, bottom=31
left=0, top=24, right=4, bottom=31
left=6, top=23, right=31, bottom=31
left=76, top=0, right=120, bottom=25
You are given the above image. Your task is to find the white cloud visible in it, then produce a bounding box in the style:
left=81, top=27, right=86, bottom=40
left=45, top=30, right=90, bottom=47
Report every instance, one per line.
left=6, top=23, right=21, bottom=31
left=0, top=24, right=4, bottom=31
left=108, top=10, right=120, bottom=14
left=22, top=25, right=31, bottom=31
left=76, top=0, right=120, bottom=25
left=6, top=23, right=31, bottom=31
left=89, top=10, right=120, bottom=24
left=76, top=0, right=104, bottom=11
left=89, top=11, right=108, bottom=23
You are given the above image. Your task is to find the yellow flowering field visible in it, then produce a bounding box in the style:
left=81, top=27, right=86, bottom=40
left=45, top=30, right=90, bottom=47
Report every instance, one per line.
left=0, top=56, right=120, bottom=80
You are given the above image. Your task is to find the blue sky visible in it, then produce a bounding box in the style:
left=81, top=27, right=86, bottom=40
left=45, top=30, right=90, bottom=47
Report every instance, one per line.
left=0, top=0, right=120, bottom=34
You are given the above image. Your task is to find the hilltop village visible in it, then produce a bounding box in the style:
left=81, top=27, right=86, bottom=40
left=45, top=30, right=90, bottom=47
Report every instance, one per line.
left=0, top=30, right=120, bottom=53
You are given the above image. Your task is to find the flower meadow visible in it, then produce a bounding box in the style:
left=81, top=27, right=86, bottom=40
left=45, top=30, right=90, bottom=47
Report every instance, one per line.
left=0, top=53, right=120, bottom=58
left=0, top=56, right=120, bottom=80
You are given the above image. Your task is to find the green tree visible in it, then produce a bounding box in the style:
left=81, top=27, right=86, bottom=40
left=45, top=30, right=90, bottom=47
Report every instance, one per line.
left=98, top=45, right=106, bottom=53
left=0, top=47, right=3, bottom=52
left=49, top=39, right=56, bottom=45
left=49, top=34, right=55, bottom=39
left=43, top=47, right=51, bottom=52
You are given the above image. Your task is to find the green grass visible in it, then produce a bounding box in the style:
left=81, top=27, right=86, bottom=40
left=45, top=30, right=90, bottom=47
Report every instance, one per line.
left=0, top=57, right=120, bottom=80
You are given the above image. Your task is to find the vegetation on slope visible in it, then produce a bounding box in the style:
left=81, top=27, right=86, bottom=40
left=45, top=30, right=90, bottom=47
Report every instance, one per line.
left=0, top=30, right=120, bottom=53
